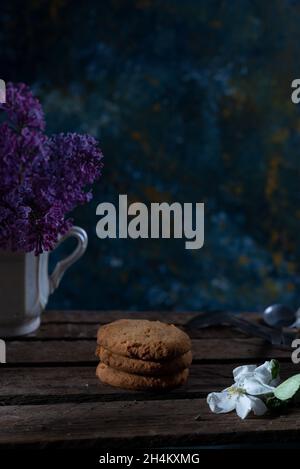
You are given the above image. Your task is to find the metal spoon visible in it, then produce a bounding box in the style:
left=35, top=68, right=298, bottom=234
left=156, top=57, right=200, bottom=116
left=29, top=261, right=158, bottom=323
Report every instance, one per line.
left=262, top=304, right=296, bottom=328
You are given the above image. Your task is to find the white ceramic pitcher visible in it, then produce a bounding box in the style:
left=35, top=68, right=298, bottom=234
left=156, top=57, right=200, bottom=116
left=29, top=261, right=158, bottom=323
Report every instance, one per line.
left=0, top=226, right=88, bottom=338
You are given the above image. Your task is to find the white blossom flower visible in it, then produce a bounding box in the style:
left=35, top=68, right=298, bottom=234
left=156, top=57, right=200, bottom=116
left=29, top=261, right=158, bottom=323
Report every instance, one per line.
left=207, top=386, right=267, bottom=419
left=207, top=360, right=280, bottom=419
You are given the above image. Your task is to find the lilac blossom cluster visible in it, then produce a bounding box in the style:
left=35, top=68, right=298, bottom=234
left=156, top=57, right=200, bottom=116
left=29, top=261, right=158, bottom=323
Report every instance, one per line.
left=0, top=83, right=103, bottom=254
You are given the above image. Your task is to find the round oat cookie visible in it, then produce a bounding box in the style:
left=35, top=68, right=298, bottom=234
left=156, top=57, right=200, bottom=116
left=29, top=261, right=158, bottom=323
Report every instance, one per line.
left=97, top=319, right=191, bottom=361
left=97, top=346, right=192, bottom=376
left=96, top=363, right=189, bottom=391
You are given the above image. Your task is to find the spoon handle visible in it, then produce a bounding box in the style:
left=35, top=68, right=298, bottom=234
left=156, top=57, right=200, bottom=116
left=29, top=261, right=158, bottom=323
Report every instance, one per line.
left=187, top=312, right=296, bottom=349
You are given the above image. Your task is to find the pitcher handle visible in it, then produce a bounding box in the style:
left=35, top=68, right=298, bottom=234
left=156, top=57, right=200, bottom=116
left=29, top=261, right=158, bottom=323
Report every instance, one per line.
left=49, top=226, right=88, bottom=295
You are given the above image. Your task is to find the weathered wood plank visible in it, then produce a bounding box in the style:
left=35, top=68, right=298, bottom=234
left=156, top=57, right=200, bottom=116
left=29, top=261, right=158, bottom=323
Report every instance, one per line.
left=0, top=398, right=300, bottom=448
left=1, top=311, right=295, bottom=448
left=42, top=310, right=260, bottom=325
left=24, top=310, right=264, bottom=340
left=0, top=362, right=296, bottom=405
left=5, top=338, right=291, bottom=364
left=42, top=310, right=201, bottom=324
left=26, top=322, right=249, bottom=340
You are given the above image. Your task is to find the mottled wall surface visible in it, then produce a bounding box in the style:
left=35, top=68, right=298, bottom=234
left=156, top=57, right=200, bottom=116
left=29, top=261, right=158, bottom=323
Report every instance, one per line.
left=2, top=0, right=300, bottom=311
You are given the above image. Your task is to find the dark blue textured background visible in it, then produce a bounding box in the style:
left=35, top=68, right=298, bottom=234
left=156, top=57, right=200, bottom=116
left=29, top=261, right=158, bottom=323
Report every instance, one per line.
left=2, top=0, right=300, bottom=312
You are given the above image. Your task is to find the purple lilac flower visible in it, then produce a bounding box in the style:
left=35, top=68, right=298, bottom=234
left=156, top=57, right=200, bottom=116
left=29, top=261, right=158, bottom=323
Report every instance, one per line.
left=0, top=82, right=45, bottom=131
left=0, top=82, right=103, bottom=254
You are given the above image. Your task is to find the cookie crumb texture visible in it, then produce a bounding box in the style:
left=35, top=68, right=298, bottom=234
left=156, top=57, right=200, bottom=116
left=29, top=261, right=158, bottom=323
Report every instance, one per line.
left=97, top=346, right=192, bottom=376
left=97, top=319, right=191, bottom=361
left=96, top=363, right=189, bottom=391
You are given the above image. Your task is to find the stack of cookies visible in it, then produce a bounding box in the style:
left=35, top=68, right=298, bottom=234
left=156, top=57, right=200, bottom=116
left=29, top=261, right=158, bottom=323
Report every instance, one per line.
left=96, top=319, right=192, bottom=391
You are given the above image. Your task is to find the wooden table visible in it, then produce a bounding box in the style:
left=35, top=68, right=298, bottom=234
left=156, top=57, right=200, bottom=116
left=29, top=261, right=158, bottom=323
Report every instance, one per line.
left=0, top=310, right=299, bottom=449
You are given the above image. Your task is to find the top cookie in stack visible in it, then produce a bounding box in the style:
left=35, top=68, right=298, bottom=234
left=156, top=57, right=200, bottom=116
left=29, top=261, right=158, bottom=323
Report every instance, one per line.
left=96, top=319, right=192, bottom=391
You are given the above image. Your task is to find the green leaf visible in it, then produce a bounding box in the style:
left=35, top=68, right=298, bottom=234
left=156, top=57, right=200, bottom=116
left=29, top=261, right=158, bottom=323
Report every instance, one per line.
left=271, top=359, right=280, bottom=380
left=274, top=374, right=300, bottom=401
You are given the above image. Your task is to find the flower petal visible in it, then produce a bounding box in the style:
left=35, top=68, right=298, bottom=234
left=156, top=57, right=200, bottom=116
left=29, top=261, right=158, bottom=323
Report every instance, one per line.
left=233, top=365, right=257, bottom=382
left=207, top=390, right=237, bottom=414
left=254, top=361, right=273, bottom=384
left=247, top=396, right=268, bottom=416
left=242, top=377, right=275, bottom=395
left=236, top=395, right=253, bottom=419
